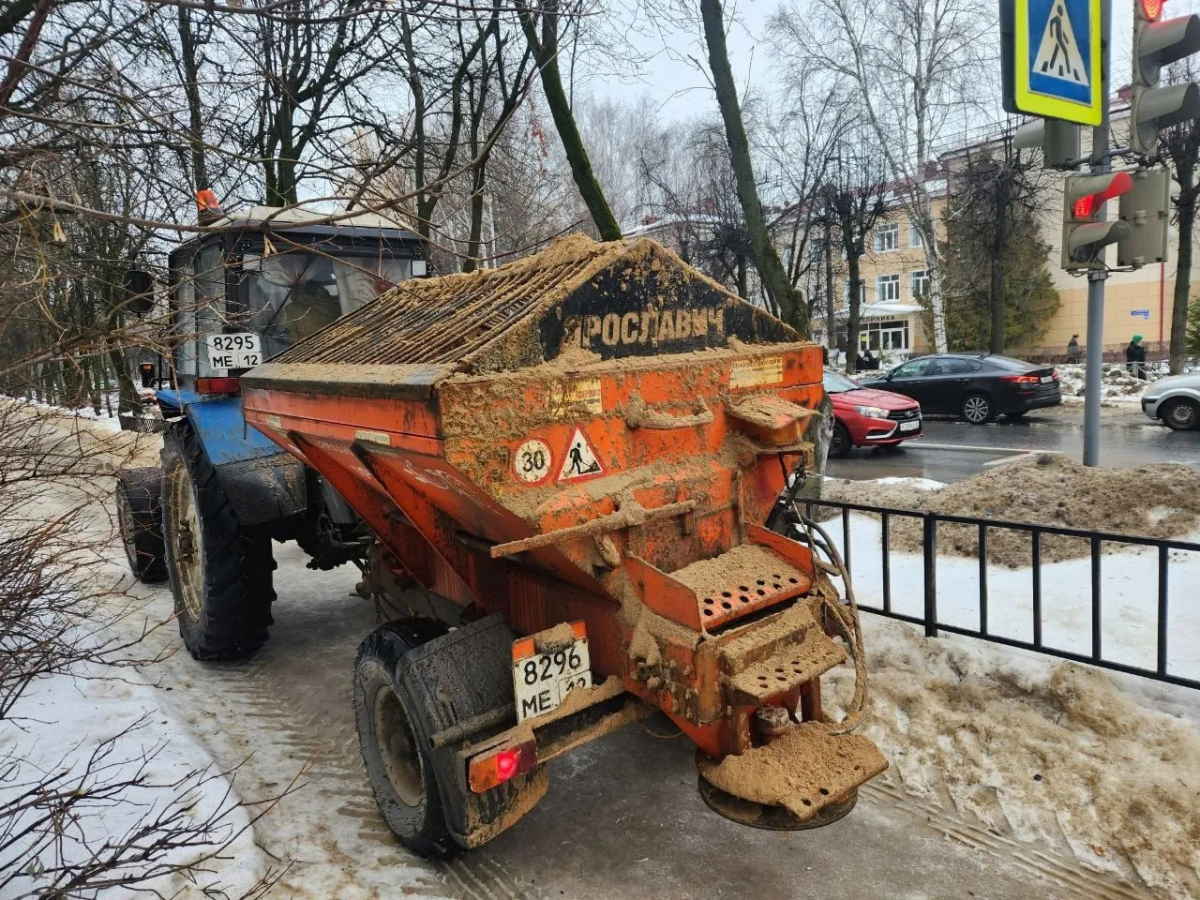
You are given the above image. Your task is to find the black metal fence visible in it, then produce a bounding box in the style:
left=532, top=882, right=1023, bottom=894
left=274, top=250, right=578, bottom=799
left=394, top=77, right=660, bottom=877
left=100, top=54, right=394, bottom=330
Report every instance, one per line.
left=802, top=498, right=1200, bottom=691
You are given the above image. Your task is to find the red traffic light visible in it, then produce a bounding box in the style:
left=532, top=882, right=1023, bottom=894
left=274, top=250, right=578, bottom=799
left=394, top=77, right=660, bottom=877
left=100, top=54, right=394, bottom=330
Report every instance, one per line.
left=1072, top=171, right=1134, bottom=218
left=1141, top=0, right=1164, bottom=21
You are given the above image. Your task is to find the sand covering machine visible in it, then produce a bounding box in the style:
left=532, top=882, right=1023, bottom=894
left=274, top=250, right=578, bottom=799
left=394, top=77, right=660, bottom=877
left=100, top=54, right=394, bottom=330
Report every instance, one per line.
left=240, top=235, right=887, bottom=856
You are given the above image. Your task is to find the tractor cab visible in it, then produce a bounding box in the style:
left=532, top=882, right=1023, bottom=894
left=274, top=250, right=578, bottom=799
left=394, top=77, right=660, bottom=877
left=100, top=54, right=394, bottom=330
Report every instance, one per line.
left=160, top=206, right=427, bottom=396
left=112, top=207, right=429, bottom=602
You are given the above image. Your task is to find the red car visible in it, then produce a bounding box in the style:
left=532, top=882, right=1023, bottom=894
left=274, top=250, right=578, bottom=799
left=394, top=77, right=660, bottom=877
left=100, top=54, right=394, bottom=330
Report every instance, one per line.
left=824, top=368, right=923, bottom=457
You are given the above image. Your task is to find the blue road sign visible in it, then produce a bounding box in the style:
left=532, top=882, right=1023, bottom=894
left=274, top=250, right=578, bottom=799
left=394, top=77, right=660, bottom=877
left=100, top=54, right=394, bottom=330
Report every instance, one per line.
left=1011, top=0, right=1103, bottom=125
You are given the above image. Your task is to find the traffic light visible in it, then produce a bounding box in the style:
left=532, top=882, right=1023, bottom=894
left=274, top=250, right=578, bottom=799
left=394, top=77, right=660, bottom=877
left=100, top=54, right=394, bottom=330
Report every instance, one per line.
left=1062, top=171, right=1134, bottom=270
left=1130, top=0, right=1200, bottom=156
left=1118, top=166, right=1171, bottom=267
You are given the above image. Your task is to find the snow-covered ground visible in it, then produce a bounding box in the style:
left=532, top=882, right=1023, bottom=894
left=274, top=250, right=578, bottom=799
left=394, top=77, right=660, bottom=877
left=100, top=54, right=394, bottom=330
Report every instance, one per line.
left=823, top=510, right=1200, bottom=683
left=0, top=655, right=271, bottom=899
left=816, top=493, right=1200, bottom=896
left=7, top=413, right=1199, bottom=898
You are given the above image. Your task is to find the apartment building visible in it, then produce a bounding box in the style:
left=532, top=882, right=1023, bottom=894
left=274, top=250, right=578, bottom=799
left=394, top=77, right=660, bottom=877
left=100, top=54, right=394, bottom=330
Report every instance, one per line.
left=840, top=107, right=1197, bottom=359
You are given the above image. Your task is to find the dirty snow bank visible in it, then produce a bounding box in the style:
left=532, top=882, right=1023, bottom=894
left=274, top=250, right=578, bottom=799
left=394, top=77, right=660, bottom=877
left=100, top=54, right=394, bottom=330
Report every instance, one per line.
left=826, top=617, right=1200, bottom=898
left=0, top=655, right=271, bottom=899
left=1057, top=363, right=1152, bottom=406
left=822, top=454, right=1200, bottom=567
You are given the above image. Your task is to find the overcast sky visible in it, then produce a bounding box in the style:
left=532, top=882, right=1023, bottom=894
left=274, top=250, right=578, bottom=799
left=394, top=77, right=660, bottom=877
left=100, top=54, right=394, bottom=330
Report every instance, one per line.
left=592, top=0, right=1156, bottom=130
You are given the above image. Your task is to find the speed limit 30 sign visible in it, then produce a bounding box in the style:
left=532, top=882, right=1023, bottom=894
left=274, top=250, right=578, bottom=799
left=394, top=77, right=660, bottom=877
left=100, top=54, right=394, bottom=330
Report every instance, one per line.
left=513, top=438, right=552, bottom=484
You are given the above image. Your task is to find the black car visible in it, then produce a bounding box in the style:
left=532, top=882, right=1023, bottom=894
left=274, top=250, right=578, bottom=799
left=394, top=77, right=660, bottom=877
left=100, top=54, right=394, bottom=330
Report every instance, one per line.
left=859, top=354, right=1062, bottom=424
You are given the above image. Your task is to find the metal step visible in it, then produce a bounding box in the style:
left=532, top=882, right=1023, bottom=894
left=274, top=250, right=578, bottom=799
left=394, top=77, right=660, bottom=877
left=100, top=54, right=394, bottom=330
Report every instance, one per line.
left=669, top=543, right=811, bottom=629
left=722, top=625, right=846, bottom=705
left=697, top=723, right=888, bottom=821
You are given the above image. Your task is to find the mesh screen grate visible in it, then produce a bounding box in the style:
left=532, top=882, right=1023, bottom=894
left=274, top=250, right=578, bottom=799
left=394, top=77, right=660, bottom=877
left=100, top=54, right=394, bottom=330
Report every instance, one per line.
left=270, top=251, right=601, bottom=367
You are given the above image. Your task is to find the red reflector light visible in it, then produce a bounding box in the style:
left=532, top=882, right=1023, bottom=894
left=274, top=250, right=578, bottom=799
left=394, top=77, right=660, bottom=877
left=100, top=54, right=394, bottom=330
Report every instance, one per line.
left=468, top=737, right=537, bottom=793
left=196, top=377, right=240, bottom=394
left=1141, top=0, right=1164, bottom=20
left=496, top=749, right=519, bottom=779
left=1073, top=172, right=1134, bottom=219
left=1003, top=374, right=1041, bottom=384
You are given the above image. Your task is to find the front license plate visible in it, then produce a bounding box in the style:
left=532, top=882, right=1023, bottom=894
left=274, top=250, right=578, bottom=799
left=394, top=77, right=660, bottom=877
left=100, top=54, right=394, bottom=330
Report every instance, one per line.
left=899, top=419, right=920, bottom=432
left=206, top=332, right=262, bottom=369
left=512, top=622, right=591, bottom=723
left=1040, top=375, right=1055, bottom=383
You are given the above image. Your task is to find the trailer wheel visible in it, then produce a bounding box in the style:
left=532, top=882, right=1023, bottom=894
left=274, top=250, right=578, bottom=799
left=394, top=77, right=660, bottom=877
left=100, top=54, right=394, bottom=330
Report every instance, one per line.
left=161, top=424, right=275, bottom=661
left=115, top=467, right=167, bottom=583
left=354, top=621, right=456, bottom=859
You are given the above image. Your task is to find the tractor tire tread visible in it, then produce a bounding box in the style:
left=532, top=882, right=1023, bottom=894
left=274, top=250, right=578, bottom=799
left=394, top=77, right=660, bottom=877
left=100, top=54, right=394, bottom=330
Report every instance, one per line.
left=163, top=424, right=274, bottom=661
left=117, top=467, right=168, bottom=583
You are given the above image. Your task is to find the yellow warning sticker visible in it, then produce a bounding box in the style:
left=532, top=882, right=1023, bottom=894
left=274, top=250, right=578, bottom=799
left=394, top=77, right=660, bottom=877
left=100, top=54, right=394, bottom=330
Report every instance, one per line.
left=729, top=356, right=784, bottom=389
left=550, top=377, right=603, bottom=417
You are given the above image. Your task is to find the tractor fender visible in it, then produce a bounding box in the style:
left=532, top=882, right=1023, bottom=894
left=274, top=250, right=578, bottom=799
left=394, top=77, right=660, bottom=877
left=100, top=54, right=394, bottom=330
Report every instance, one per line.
left=157, top=390, right=307, bottom=528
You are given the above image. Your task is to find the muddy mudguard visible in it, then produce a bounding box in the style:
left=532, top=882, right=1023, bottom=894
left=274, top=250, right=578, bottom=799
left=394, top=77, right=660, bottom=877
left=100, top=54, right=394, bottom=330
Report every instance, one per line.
left=397, top=615, right=547, bottom=849
left=157, top=390, right=307, bottom=529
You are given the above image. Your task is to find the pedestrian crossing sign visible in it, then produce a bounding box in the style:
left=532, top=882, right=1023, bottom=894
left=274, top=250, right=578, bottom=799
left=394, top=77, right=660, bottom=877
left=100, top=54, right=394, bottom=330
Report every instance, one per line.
left=1012, top=0, right=1103, bottom=125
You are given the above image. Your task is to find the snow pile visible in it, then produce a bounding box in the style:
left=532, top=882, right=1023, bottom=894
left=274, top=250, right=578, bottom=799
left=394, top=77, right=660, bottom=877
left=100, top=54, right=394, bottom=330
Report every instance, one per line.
left=822, top=454, right=1200, bottom=567
left=826, top=617, right=1200, bottom=897
left=1056, top=363, right=1151, bottom=406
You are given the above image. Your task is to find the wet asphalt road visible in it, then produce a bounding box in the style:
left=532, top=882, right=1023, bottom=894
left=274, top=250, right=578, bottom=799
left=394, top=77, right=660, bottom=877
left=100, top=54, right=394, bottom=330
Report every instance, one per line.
left=827, top=407, right=1200, bottom=484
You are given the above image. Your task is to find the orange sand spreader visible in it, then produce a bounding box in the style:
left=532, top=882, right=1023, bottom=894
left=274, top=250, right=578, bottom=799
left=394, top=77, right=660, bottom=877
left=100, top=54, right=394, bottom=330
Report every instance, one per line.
left=241, top=236, right=886, bottom=855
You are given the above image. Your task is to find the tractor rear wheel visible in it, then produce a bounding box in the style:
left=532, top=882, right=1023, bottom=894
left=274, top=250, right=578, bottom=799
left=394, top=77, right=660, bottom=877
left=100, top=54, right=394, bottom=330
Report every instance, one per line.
left=161, top=424, right=275, bottom=661
left=115, top=467, right=167, bottom=583
left=354, top=620, right=456, bottom=859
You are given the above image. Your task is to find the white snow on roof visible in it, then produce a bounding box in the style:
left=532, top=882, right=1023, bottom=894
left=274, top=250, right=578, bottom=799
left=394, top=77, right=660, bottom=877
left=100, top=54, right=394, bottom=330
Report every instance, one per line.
left=212, top=205, right=413, bottom=232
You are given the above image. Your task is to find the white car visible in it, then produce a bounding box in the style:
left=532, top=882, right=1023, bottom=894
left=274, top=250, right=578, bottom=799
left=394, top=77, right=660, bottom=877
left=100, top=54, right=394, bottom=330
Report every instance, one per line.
left=1141, top=372, right=1200, bottom=431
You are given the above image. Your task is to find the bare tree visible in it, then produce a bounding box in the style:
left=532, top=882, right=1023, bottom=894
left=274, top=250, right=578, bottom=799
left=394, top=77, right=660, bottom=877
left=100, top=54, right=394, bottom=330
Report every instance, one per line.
left=820, top=141, right=890, bottom=374
left=699, top=0, right=807, bottom=331
left=460, top=5, right=535, bottom=269
left=774, top=0, right=994, bottom=352
left=516, top=0, right=622, bottom=240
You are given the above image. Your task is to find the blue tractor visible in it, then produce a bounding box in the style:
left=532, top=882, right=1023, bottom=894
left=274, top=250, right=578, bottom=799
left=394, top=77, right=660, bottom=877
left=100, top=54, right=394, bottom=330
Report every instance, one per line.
left=114, top=207, right=427, bottom=660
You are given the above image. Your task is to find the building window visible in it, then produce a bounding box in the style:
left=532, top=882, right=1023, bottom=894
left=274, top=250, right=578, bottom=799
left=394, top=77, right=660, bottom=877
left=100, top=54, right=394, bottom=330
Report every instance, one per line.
left=910, top=269, right=929, bottom=297
left=843, top=280, right=866, bottom=304
left=859, top=319, right=911, bottom=352
left=873, top=222, right=899, bottom=252
left=876, top=274, right=901, bottom=302
left=910, top=222, right=925, bottom=248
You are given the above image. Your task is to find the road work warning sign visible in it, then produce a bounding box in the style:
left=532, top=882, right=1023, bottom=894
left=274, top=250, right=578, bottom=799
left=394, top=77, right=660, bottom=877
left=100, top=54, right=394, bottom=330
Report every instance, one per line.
left=1005, top=0, right=1102, bottom=126
left=558, top=427, right=603, bottom=482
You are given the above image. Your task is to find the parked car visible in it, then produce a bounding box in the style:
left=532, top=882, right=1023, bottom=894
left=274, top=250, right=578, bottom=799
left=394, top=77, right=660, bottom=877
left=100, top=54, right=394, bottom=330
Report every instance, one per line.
left=1141, top=371, right=1200, bottom=431
left=823, top=368, right=923, bottom=457
left=858, top=354, right=1061, bottom=424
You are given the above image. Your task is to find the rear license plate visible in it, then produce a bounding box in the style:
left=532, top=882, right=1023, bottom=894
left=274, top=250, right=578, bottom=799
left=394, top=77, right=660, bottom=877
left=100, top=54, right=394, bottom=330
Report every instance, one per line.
left=512, top=623, right=591, bottom=723
left=899, top=419, right=920, bottom=432
left=206, top=332, right=262, bottom=369
left=1040, top=375, right=1055, bottom=383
